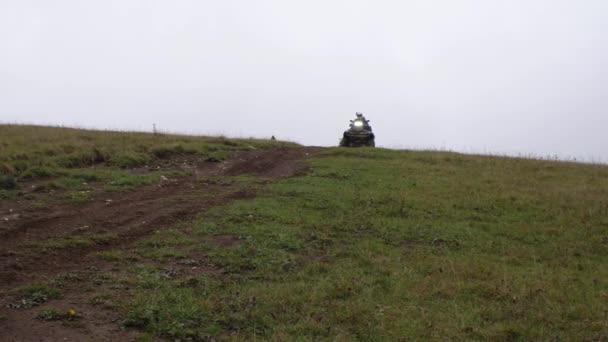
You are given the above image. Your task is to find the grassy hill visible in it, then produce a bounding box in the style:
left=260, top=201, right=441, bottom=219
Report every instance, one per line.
left=127, top=148, right=607, bottom=340
left=1, top=125, right=607, bottom=340
left=0, top=124, right=289, bottom=196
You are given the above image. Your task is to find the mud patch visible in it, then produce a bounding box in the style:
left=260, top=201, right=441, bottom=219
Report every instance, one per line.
left=223, top=147, right=320, bottom=178
left=209, top=234, right=242, bottom=248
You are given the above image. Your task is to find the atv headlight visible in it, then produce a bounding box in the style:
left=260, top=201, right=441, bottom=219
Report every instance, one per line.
left=354, top=121, right=364, bottom=128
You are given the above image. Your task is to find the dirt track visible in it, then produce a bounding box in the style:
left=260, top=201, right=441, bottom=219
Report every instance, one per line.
left=0, top=147, right=320, bottom=341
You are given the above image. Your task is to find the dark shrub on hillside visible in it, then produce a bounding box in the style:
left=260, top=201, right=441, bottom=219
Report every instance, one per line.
left=20, top=166, right=58, bottom=180
left=57, top=148, right=108, bottom=168
left=151, top=144, right=197, bottom=158
left=110, top=152, right=152, bottom=168
left=151, top=145, right=182, bottom=159
left=12, top=161, right=29, bottom=172
left=0, top=175, right=17, bottom=190
left=0, top=162, right=15, bottom=175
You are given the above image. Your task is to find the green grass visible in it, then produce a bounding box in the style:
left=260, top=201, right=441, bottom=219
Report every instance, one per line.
left=125, top=148, right=608, bottom=340
left=134, top=229, right=196, bottom=261
left=36, top=307, right=64, bottom=321
left=38, top=169, right=186, bottom=193
left=64, top=191, right=93, bottom=204
left=102, top=172, right=167, bottom=192
left=0, top=124, right=294, bottom=187
left=95, top=250, right=134, bottom=262
left=52, top=270, right=115, bottom=288
left=0, top=188, right=18, bottom=199
left=137, top=247, right=189, bottom=262
left=90, top=293, right=117, bottom=309
left=13, top=285, right=62, bottom=308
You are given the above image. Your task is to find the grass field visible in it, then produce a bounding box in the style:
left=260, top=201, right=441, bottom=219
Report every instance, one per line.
left=1, top=125, right=607, bottom=340
left=123, top=149, right=607, bottom=340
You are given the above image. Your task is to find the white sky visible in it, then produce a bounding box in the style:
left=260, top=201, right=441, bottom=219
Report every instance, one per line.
left=1, top=0, right=607, bottom=161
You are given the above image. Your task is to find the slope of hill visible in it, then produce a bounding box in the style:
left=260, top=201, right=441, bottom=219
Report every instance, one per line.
left=0, top=125, right=606, bottom=340
left=0, top=125, right=292, bottom=193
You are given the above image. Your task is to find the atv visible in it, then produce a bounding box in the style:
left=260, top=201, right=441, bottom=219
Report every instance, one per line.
left=339, top=113, right=375, bottom=147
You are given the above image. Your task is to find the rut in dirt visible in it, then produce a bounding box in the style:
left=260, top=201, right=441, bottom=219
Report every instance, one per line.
left=0, top=147, right=320, bottom=294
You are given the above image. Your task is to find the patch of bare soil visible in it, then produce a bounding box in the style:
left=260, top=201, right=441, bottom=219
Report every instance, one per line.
left=0, top=147, right=320, bottom=342
left=208, top=234, right=242, bottom=248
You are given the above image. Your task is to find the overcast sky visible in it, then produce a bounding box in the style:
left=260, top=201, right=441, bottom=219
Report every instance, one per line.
left=1, top=0, right=606, bottom=161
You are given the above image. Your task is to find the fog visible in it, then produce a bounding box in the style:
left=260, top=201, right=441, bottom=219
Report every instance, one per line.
left=1, top=1, right=607, bottom=162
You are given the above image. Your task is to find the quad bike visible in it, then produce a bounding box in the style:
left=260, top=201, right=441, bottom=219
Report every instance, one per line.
left=339, top=113, right=375, bottom=147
